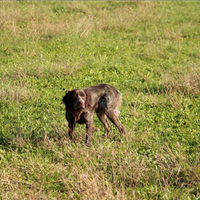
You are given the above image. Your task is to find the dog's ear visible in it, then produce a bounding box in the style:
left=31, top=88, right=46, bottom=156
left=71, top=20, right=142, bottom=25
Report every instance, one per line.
left=63, top=91, right=72, bottom=109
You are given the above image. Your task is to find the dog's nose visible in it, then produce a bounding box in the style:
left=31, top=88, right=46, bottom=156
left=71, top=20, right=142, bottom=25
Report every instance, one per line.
left=79, top=101, right=84, bottom=107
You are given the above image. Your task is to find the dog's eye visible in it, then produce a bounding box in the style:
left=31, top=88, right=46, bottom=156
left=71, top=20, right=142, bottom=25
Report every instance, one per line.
left=73, top=94, right=78, bottom=99
left=80, top=94, right=86, bottom=100
left=80, top=93, right=85, bottom=98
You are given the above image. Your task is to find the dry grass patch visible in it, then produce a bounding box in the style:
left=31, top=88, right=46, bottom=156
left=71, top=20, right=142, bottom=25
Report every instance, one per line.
left=1, top=78, right=37, bottom=103
left=162, top=65, right=200, bottom=96
left=1, top=59, right=79, bottom=78
left=0, top=2, right=159, bottom=39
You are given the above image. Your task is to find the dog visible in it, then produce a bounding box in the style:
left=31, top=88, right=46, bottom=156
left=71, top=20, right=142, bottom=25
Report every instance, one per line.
left=63, top=84, right=125, bottom=145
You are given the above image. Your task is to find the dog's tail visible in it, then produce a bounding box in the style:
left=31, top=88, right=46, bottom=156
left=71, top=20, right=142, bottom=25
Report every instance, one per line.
left=115, top=92, right=122, bottom=117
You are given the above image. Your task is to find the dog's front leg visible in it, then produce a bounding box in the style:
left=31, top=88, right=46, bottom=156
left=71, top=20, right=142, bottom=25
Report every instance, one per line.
left=68, top=123, right=76, bottom=141
left=85, top=116, right=93, bottom=146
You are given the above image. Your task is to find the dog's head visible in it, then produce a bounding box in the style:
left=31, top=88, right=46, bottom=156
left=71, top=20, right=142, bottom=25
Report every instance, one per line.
left=63, top=89, right=86, bottom=110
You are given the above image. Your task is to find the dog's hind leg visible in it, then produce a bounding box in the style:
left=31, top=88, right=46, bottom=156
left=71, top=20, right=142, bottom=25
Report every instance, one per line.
left=105, top=109, right=125, bottom=136
left=96, top=111, right=111, bottom=137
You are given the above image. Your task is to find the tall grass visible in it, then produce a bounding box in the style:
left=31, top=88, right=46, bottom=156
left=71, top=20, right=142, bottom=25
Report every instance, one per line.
left=0, top=2, right=200, bottom=199
left=162, top=65, right=200, bottom=96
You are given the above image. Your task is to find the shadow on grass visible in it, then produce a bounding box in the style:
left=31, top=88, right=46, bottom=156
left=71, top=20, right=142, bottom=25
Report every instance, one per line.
left=0, top=129, right=69, bottom=150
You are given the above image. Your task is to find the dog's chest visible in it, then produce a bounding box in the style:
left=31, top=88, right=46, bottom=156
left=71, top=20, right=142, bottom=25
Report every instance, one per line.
left=76, top=112, right=88, bottom=124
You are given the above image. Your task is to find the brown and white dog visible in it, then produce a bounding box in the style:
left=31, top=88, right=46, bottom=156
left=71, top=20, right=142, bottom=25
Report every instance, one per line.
left=63, top=84, right=125, bottom=145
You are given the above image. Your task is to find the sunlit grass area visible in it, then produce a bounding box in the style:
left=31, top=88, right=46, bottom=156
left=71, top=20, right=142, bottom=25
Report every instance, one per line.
left=0, top=2, right=200, bottom=199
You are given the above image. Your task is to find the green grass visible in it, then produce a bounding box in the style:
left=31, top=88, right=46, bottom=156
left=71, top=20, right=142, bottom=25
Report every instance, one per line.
left=0, top=1, right=200, bottom=199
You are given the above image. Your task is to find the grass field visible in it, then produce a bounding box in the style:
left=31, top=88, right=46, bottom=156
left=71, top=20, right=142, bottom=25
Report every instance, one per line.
left=0, top=1, right=200, bottom=199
